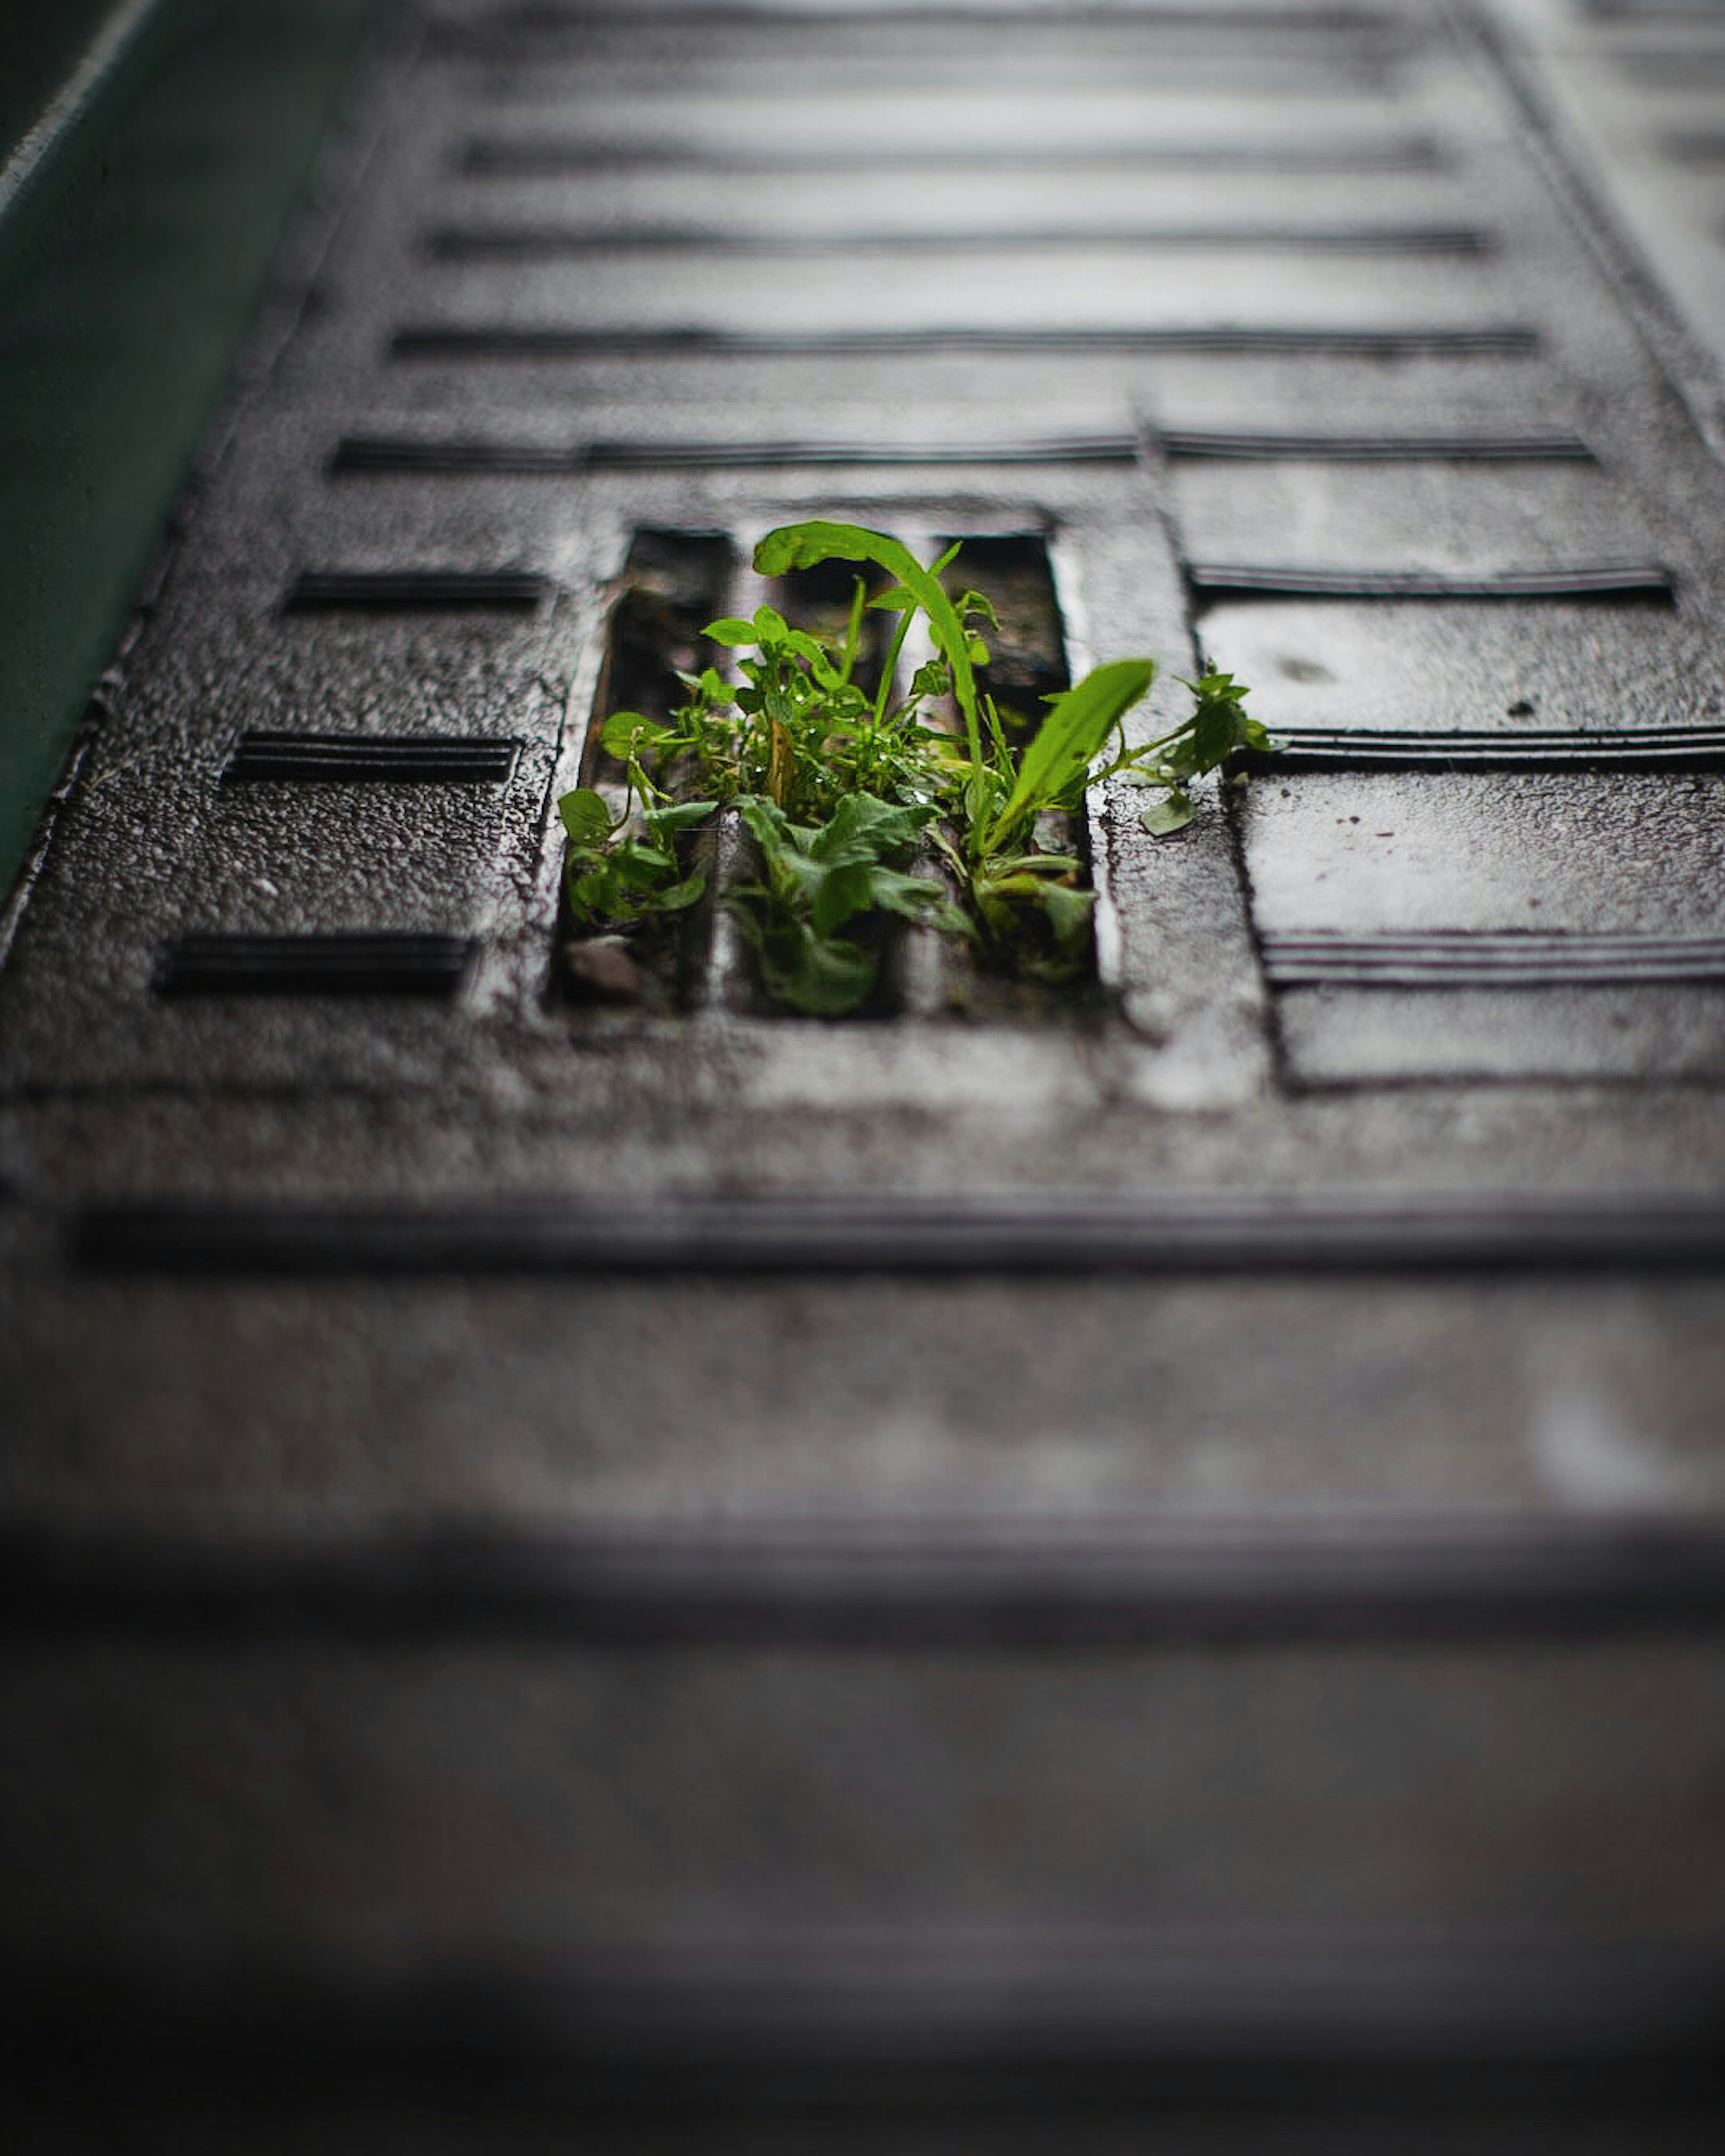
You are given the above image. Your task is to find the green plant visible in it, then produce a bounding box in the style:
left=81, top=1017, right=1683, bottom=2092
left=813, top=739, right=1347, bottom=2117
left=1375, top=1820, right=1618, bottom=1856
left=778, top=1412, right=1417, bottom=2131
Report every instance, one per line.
left=559, top=521, right=1268, bottom=1013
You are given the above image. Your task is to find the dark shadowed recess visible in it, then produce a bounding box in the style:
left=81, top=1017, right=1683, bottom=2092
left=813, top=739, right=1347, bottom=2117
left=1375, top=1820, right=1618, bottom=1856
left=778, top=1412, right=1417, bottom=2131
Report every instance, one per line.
left=0, top=0, right=386, bottom=898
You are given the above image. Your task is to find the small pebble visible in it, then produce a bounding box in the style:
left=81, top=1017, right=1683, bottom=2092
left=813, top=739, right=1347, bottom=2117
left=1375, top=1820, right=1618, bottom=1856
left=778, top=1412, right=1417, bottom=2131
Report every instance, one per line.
left=562, top=938, right=652, bottom=1005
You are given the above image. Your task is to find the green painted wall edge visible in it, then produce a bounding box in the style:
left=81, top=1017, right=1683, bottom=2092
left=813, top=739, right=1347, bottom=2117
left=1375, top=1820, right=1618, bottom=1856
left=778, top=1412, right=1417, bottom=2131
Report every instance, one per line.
left=0, top=0, right=387, bottom=901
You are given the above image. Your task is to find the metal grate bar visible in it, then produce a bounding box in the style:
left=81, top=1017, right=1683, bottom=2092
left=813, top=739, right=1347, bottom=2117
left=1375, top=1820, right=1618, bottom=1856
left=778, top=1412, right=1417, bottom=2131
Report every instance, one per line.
left=333, top=434, right=1140, bottom=474
left=72, top=1191, right=1725, bottom=1274
left=1264, top=930, right=1725, bottom=988
left=429, top=5, right=1411, bottom=31
left=155, top=934, right=475, bottom=998
left=391, top=323, right=1543, bottom=361
left=1162, top=428, right=1592, bottom=460
left=7, top=1518, right=1725, bottom=1644
left=283, top=570, right=547, bottom=612
left=9, top=1941, right=1724, bottom=2112
left=456, top=135, right=1450, bottom=175
left=222, top=732, right=521, bottom=784
left=1190, top=562, right=1676, bottom=603
left=422, top=223, right=1493, bottom=259
left=1232, top=725, right=1725, bottom=771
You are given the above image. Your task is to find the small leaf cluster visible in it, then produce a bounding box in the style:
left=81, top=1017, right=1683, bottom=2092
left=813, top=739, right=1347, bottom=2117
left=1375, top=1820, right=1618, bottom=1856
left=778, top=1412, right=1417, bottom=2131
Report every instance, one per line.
left=732, top=793, right=964, bottom=1016
left=558, top=521, right=1263, bottom=1013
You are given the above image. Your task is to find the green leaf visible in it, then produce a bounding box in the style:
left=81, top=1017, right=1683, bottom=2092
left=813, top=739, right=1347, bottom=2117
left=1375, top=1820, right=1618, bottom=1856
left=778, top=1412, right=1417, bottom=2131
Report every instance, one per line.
left=601, top=711, right=675, bottom=761
left=703, top=617, right=757, bottom=646
left=1035, top=880, right=1096, bottom=945
left=807, top=791, right=930, bottom=864
left=559, top=787, right=613, bottom=846
left=1141, top=792, right=1196, bottom=836
left=1156, top=673, right=1260, bottom=782
left=858, top=865, right=949, bottom=923
left=987, top=657, right=1155, bottom=847
left=759, top=924, right=877, bottom=1016
left=808, top=861, right=878, bottom=938
left=641, top=870, right=706, bottom=913
left=643, top=799, right=718, bottom=841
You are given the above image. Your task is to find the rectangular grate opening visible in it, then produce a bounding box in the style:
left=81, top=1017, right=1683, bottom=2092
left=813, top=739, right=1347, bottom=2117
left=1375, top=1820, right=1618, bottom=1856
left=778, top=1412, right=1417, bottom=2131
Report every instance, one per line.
left=556, top=530, right=735, bottom=1012
left=555, top=527, right=1098, bottom=1021
left=939, top=534, right=1072, bottom=732
left=222, top=732, right=521, bottom=785
left=592, top=529, right=735, bottom=747
left=764, top=557, right=894, bottom=702
left=155, top=934, right=475, bottom=998
left=283, top=570, right=548, bottom=613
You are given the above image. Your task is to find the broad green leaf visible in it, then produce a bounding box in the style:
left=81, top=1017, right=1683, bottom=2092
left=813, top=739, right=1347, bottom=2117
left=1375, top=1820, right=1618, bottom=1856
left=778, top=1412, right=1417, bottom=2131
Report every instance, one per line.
left=809, top=861, right=878, bottom=938
left=559, top=787, right=613, bottom=846
left=987, top=657, right=1155, bottom=847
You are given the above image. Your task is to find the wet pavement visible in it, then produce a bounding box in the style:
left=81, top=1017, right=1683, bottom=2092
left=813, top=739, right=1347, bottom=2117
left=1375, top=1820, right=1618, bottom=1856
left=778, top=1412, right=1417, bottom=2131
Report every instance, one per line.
left=3, top=1, right=1725, bottom=2144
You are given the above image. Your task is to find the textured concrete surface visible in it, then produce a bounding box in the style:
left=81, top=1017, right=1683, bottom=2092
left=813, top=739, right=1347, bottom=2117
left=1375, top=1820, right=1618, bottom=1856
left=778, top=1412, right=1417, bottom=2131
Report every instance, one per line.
left=4, top=0, right=1725, bottom=2142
